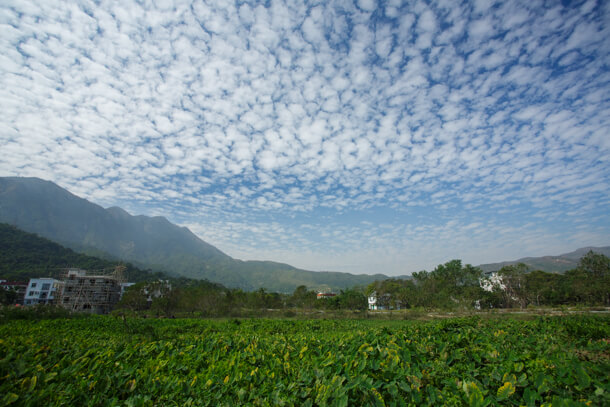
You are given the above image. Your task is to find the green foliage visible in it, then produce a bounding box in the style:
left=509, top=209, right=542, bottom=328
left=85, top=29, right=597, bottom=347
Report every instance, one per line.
left=0, top=288, right=20, bottom=306
left=0, top=305, right=81, bottom=321
left=0, top=315, right=608, bottom=406
left=578, top=250, right=610, bottom=277
left=410, top=260, right=485, bottom=309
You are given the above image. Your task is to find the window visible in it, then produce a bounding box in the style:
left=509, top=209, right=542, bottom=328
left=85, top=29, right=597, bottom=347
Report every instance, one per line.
left=31, top=283, right=37, bottom=288
left=41, top=283, right=51, bottom=290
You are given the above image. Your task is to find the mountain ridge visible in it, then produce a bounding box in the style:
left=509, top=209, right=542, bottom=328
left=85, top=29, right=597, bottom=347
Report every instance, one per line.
left=0, top=177, right=390, bottom=291
left=478, top=246, right=610, bottom=273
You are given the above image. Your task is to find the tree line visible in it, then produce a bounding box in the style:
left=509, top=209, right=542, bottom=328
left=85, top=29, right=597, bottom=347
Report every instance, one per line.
left=366, top=251, right=609, bottom=310
left=117, top=279, right=368, bottom=317
left=117, top=251, right=609, bottom=316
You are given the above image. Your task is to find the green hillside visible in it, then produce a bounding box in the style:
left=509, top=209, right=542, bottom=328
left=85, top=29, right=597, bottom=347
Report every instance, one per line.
left=0, top=223, right=167, bottom=283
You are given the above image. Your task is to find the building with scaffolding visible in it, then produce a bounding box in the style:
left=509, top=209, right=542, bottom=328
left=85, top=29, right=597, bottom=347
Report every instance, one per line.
left=59, top=267, right=125, bottom=314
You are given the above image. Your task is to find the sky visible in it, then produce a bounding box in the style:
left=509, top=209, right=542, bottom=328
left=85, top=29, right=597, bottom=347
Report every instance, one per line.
left=1, top=0, right=609, bottom=275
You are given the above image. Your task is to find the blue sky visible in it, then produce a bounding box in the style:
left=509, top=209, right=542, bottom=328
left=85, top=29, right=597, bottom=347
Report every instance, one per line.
left=1, top=0, right=609, bottom=275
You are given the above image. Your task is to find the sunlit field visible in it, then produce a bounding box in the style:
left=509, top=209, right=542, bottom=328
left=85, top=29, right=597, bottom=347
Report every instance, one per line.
left=1, top=315, right=608, bottom=406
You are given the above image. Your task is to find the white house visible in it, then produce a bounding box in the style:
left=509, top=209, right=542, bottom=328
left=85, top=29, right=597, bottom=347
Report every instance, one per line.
left=24, top=278, right=62, bottom=305
left=368, top=291, right=399, bottom=310
left=368, top=292, right=379, bottom=310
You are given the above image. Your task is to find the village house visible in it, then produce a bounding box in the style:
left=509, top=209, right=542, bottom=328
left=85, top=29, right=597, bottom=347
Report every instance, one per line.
left=368, top=291, right=401, bottom=310
left=24, top=278, right=62, bottom=305
left=0, top=280, right=28, bottom=305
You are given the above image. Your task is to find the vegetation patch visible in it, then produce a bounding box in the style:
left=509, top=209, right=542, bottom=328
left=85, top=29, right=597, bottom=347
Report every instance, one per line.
left=0, top=315, right=608, bottom=406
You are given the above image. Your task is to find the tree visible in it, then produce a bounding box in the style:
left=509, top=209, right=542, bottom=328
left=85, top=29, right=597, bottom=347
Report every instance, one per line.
left=578, top=250, right=610, bottom=278
left=337, top=289, right=367, bottom=310
left=149, top=281, right=177, bottom=317
left=575, top=251, right=609, bottom=304
left=0, top=287, right=19, bottom=305
left=290, top=285, right=316, bottom=309
left=118, top=282, right=149, bottom=311
left=497, top=263, right=529, bottom=308
left=411, top=260, right=484, bottom=309
left=525, top=270, right=559, bottom=306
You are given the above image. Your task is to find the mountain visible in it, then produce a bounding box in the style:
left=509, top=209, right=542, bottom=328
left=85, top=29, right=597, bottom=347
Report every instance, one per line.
left=0, top=177, right=388, bottom=291
left=478, top=246, right=610, bottom=273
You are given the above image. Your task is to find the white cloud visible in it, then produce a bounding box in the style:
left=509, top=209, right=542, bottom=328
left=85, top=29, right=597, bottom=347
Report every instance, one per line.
left=0, top=0, right=608, bottom=275
left=357, top=0, right=377, bottom=13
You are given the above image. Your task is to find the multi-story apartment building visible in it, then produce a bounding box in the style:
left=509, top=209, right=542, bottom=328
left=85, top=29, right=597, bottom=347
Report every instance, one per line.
left=23, top=278, right=62, bottom=305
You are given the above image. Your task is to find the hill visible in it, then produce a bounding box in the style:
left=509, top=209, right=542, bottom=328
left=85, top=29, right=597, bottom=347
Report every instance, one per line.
left=0, top=177, right=389, bottom=292
left=478, top=246, right=610, bottom=273
left=0, top=223, right=168, bottom=282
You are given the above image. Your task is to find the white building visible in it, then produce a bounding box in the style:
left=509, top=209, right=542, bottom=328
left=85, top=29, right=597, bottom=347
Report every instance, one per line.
left=368, top=292, right=378, bottom=310
left=368, top=291, right=401, bottom=310
left=24, top=278, right=62, bottom=305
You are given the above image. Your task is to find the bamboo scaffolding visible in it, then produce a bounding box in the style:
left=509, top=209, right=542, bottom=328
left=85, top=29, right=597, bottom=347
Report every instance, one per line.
left=59, top=266, right=125, bottom=314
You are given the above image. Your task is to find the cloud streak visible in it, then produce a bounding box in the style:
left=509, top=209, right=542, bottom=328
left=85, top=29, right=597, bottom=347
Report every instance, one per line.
left=1, top=0, right=608, bottom=274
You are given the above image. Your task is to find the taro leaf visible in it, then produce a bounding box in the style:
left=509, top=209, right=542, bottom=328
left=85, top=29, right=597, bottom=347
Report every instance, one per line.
left=502, top=372, right=517, bottom=385
left=497, top=381, right=516, bottom=401
left=336, top=393, right=348, bottom=407
left=2, top=393, right=19, bottom=405
left=468, top=390, right=485, bottom=407
left=574, top=366, right=591, bottom=389
left=523, top=387, right=539, bottom=407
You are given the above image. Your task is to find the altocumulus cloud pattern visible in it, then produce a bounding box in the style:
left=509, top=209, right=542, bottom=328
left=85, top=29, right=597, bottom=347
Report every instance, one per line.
left=1, top=0, right=609, bottom=274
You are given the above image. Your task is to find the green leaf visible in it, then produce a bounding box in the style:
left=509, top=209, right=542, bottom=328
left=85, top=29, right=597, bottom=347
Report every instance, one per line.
left=523, top=387, right=539, bottom=407
left=574, top=366, right=591, bottom=389
left=497, top=382, right=515, bottom=400
left=502, top=372, right=517, bottom=385
left=2, top=393, right=19, bottom=405
left=468, top=391, right=485, bottom=407
left=336, top=394, right=348, bottom=407
left=28, top=375, right=38, bottom=392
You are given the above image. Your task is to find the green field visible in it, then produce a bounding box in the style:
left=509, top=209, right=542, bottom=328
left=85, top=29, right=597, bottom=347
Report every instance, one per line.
left=1, top=315, right=608, bottom=406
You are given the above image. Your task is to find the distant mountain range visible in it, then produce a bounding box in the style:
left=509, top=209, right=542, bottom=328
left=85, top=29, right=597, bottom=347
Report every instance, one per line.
left=0, top=177, right=389, bottom=292
left=478, top=246, right=610, bottom=273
